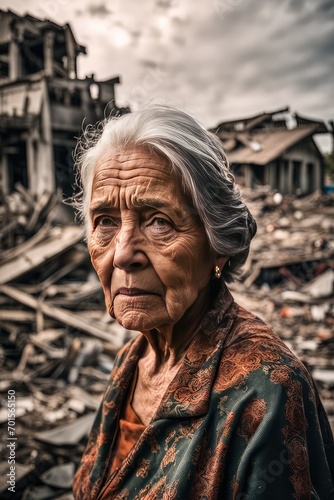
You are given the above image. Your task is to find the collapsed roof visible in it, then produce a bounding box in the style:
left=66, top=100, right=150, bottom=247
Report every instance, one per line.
left=212, top=107, right=329, bottom=165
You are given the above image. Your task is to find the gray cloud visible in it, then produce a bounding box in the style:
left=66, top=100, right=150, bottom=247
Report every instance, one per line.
left=155, top=0, right=175, bottom=10
left=86, top=3, right=113, bottom=17
left=316, top=0, right=334, bottom=13
left=1, top=0, right=332, bottom=150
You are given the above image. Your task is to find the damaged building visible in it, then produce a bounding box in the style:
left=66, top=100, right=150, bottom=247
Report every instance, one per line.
left=213, top=107, right=331, bottom=195
left=0, top=9, right=125, bottom=199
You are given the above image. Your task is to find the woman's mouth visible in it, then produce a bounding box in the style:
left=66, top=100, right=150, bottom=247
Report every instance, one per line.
left=115, top=288, right=153, bottom=297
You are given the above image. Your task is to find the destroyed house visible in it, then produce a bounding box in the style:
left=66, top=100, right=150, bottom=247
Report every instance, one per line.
left=0, top=9, right=123, bottom=198
left=212, top=107, right=329, bottom=195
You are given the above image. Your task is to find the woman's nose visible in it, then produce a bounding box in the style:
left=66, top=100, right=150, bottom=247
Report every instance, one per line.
left=113, top=226, right=149, bottom=271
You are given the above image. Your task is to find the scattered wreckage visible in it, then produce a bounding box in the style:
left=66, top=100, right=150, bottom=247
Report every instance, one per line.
left=0, top=183, right=333, bottom=499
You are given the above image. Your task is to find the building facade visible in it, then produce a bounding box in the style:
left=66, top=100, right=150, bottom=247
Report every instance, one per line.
left=212, top=108, right=329, bottom=195
left=0, top=10, right=125, bottom=197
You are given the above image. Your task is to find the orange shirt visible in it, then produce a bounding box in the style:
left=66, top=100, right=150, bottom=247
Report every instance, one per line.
left=108, top=369, right=145, bottom=474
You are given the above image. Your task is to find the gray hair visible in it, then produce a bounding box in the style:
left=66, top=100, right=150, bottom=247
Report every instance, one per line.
left=74, top=104, right=256, bottom=282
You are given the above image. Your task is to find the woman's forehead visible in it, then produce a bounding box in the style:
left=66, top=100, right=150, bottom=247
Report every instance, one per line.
left=92, top=150, right=178, bottom=188
left=93, top=147, right=175, bottom=184
left=97, top=147, right=169, bottom=172
left=90, top=148, right=191, bottom=214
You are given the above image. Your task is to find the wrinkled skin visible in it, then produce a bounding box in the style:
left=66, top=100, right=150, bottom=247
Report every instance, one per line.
left=89, top=147, right=227, bottom=424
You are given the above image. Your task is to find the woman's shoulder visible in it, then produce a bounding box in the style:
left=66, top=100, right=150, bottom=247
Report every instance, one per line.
left=216, top=301, right=315, bottom=396
left=226, top=301, right=297, bottom=360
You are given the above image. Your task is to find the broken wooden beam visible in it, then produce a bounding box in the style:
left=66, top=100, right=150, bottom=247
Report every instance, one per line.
left=0, top=284, right=118, bottom=344
left=0, top=225, right=84, bottom=284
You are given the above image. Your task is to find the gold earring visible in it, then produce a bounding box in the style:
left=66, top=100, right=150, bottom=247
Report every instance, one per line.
left=214, top=265, right=221, bottom=279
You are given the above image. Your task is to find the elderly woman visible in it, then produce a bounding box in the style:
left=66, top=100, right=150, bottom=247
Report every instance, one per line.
left=73, top=105, right=333, bottom=500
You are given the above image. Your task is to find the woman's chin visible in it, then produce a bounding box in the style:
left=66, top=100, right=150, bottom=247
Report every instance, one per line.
left=112, top=298, right=171, bottom=332
left=114, top=311, right=163, bottom=333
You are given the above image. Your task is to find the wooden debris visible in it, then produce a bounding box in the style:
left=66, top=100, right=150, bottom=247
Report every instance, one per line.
left=0, top=190, right=136, bottom=498
left=0, top=226, right=84, bottom=284
left=302, top=268, right=334, bottom=299
left=231, top=188, right=334, bottom=430
left=0, top=284, right=122, bottom=344
left=0, top=185, right=333, bottom=497
left=0, top=462, right=33, bottom=496
left=36, top=413, right=96, bottom=446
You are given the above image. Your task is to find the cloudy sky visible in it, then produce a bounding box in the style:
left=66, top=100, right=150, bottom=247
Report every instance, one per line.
left=1, top=0, right=333, bottom=150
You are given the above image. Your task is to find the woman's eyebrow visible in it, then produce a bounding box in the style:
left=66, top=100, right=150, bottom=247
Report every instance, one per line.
left=134, top=198, right=169, bottom=209
left=134, top=197, right=185, bottom=218
left=89, top=199, right=167, bottom=213
left=90, top=198, right=188, bottom=219
left=89, top=202, right=117, bottom=217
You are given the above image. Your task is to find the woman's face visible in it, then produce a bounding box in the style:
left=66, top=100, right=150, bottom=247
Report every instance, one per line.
left=88, top=147, right=216, bottom=332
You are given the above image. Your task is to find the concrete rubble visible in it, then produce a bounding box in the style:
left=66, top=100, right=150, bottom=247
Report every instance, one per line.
left=231, top=185, right=334, bottom=430
left=0, top=185, right=135, bottom=499
left=0, top=184, right=333, bottom=498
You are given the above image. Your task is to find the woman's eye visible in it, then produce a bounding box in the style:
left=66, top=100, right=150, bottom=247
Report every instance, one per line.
left=154, top=218, right=169, bottom=226
left=151, top=217, right=172, bottom=230
left=96, top=216, right=116, bottom=227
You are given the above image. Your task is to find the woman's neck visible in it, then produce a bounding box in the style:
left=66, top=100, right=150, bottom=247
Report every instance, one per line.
left=141, top=282, right=215, bottom=373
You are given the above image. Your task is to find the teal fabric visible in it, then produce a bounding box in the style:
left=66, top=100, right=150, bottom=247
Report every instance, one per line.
left=73, top=284, right=334, bottom=499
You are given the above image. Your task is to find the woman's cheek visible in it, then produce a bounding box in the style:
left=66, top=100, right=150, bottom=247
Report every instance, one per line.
left=90, top=253, right=113, bottom=314
left=89, top=239, right=111, bottom=280
left=145, top=224, right=178, bottom=247
left=91, top=228, right=116, bottom=249
left=88, top=240, right=101, bottom=268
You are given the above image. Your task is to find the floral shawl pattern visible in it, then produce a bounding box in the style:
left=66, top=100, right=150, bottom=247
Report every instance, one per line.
left=73, top=284, right=334, bottom=499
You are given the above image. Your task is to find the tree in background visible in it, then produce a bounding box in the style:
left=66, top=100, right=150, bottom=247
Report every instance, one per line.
left=325, top=121, right=334, bottom=182
left=325, top=152, right=334, bottom=180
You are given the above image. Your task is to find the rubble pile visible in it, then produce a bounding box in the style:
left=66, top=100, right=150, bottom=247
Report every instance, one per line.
left=0, top=185, right=135, bottom=499
left=231, top=186, right=334, bottom=423
left=0, top=184, right=333, bottom=499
